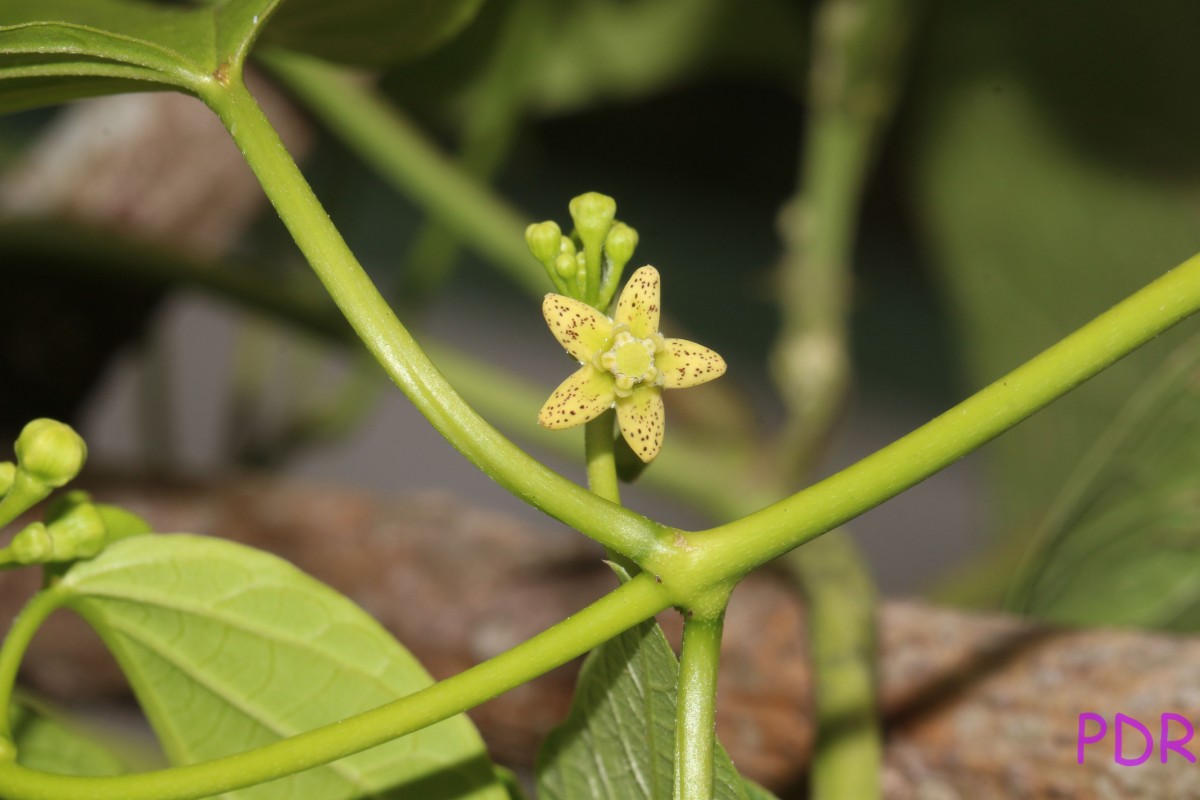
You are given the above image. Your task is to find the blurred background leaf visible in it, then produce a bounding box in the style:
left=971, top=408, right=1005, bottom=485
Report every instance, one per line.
left=903, top=0, right=1200, bottom=604
left=261, top=0, right=485, bottom=68
left=1008, top=335, right=1200, bottom=628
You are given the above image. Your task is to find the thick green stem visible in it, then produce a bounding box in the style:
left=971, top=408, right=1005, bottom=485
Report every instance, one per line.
left=199, top=77, right=667, bottom=565
left=0, top=587, right=65, bottom=743
left=257, top=49, right=543, bottom=297
left=786, top=535, right=878, bottom=799
left=674, top=611, right=726, bottom=800
left=773, top=0, right=916, bottom=479
left=0, top=574, right=672, bottom=800
left=770, top=1, right=914, bottom=795
left=0, top=473, right=51, bottom=530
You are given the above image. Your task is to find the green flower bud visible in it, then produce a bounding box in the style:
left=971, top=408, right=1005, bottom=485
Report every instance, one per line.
left=604, top=223, right=639, bottom=272
left=555, top=253, right=576, bottom=279
left=14, top=419, right=87, bottom=489
left=0, top=462, right=14, bottom=497
left=568, top=192, right=617, bottom=247
left=525, top=221, right=563, bottom=266
left=45, top=489, right=91, bottom=524
left=597, top=222, right=640, bottom=310
left=10, top=523, right=53, bottom=565
left=569, top=192, right=617, bottom=303
left=559, top=237, right=577, bottom=257
left=46, top=501, right=107, bottom=559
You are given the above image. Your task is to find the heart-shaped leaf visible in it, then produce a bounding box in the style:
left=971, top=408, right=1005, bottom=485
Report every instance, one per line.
left=536, top=618, right=758, bottom=800
left=59, top=534, right=506, bottom=799
left=0, top=0, right=282, bottom=114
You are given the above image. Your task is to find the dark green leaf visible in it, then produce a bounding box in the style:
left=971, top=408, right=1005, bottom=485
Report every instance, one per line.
left=1010, top=336, right=1200, bottom=628
left=0, top=0, right=281, bottom=113
left=59, top=534, right=507, bottom=799
left=261, top=0, right=486, bottom=68
left=536, top=619, right=750, bottom=800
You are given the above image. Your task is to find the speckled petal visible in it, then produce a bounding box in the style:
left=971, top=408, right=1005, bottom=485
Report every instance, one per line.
left=614, top=266, right=661, bottom=339
left=616, top=385, right=665, bottom=463
left=657, top=338, right=727, bottom=389
left=538, top=365, right=615, bottom=429
left=543, top=294, right=614, bottom=362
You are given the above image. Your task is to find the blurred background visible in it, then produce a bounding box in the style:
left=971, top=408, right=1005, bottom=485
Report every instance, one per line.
left=2, top=0, right=1200, bottom=622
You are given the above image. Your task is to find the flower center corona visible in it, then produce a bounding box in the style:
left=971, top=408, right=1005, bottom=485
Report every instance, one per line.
left=598, top=328, right=666, bottom=397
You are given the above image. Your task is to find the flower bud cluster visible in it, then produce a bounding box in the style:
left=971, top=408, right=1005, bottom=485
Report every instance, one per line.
left=0, top=419, right=151, bottom=569
left=525, top=191, right=639, bottom=311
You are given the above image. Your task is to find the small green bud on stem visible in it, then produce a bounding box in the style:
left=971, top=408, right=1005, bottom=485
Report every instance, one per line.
left=569, top=192, right=617, bottom=304
left=0, top=419, right=89, bottom=529
left=10, top=523, right=53, bottom=565
left=6, top=500, right=109, bottom=565
left=598, top=222, right=639, bottom=310
left=555, top=253, right=577, bottom=281
left=15, top=419, right=87, bottom=489
left=525, top=221, right=563, bottom=266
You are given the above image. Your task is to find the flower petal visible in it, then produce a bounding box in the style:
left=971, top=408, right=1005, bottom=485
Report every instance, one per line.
left=539, top=365, right=615, bottom=429
left=614, top=266, right=661, bottom=339
left=543, top=294, right=614, bottom=362
left=616, top=385, right=665, bottom=463
left=657, top=338, right=727, bottom=389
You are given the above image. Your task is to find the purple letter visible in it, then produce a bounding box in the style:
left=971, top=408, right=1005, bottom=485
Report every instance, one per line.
left=1116, top=713, right=1153, bottom=766
left=1078, top=713, right=1107, bottom=764
left=1161, top=713, right=1196, bottom=764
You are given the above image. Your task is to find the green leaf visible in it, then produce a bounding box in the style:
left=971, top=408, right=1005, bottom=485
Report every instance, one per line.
left=9, top=695, right=128, bottom=777
left=1010, top=335, right=1200, bottom=629
left=536, top=619, right=750, bottom=800
left=59, top=534, right=507, bottom=800
left=260, top=0, right=486, bottom=68
left=0, top=0, right=282, bottom=114
left=904, top=1, right=1200, bottom=536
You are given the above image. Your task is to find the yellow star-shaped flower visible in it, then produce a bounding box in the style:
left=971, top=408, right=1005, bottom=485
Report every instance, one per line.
left=538, top=266, right=726, bottom=462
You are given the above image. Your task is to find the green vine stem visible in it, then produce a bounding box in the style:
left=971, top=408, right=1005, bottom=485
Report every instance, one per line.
left=0, top=587, right=64, bottom=743
left=199, top=75, right=668, bottom=565
left=674, top=609, right=726, bottom=800
left=785, top=534, right=879, bottom=798
left=688, top=250, right=1200, bottom=583
left=256, top=48, right=544, bottom=298
left=773, top=0, right=915, bottom=478
left=0, top=575, right=673, bottom=800
left=771, top=0, right=915, bottom=793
